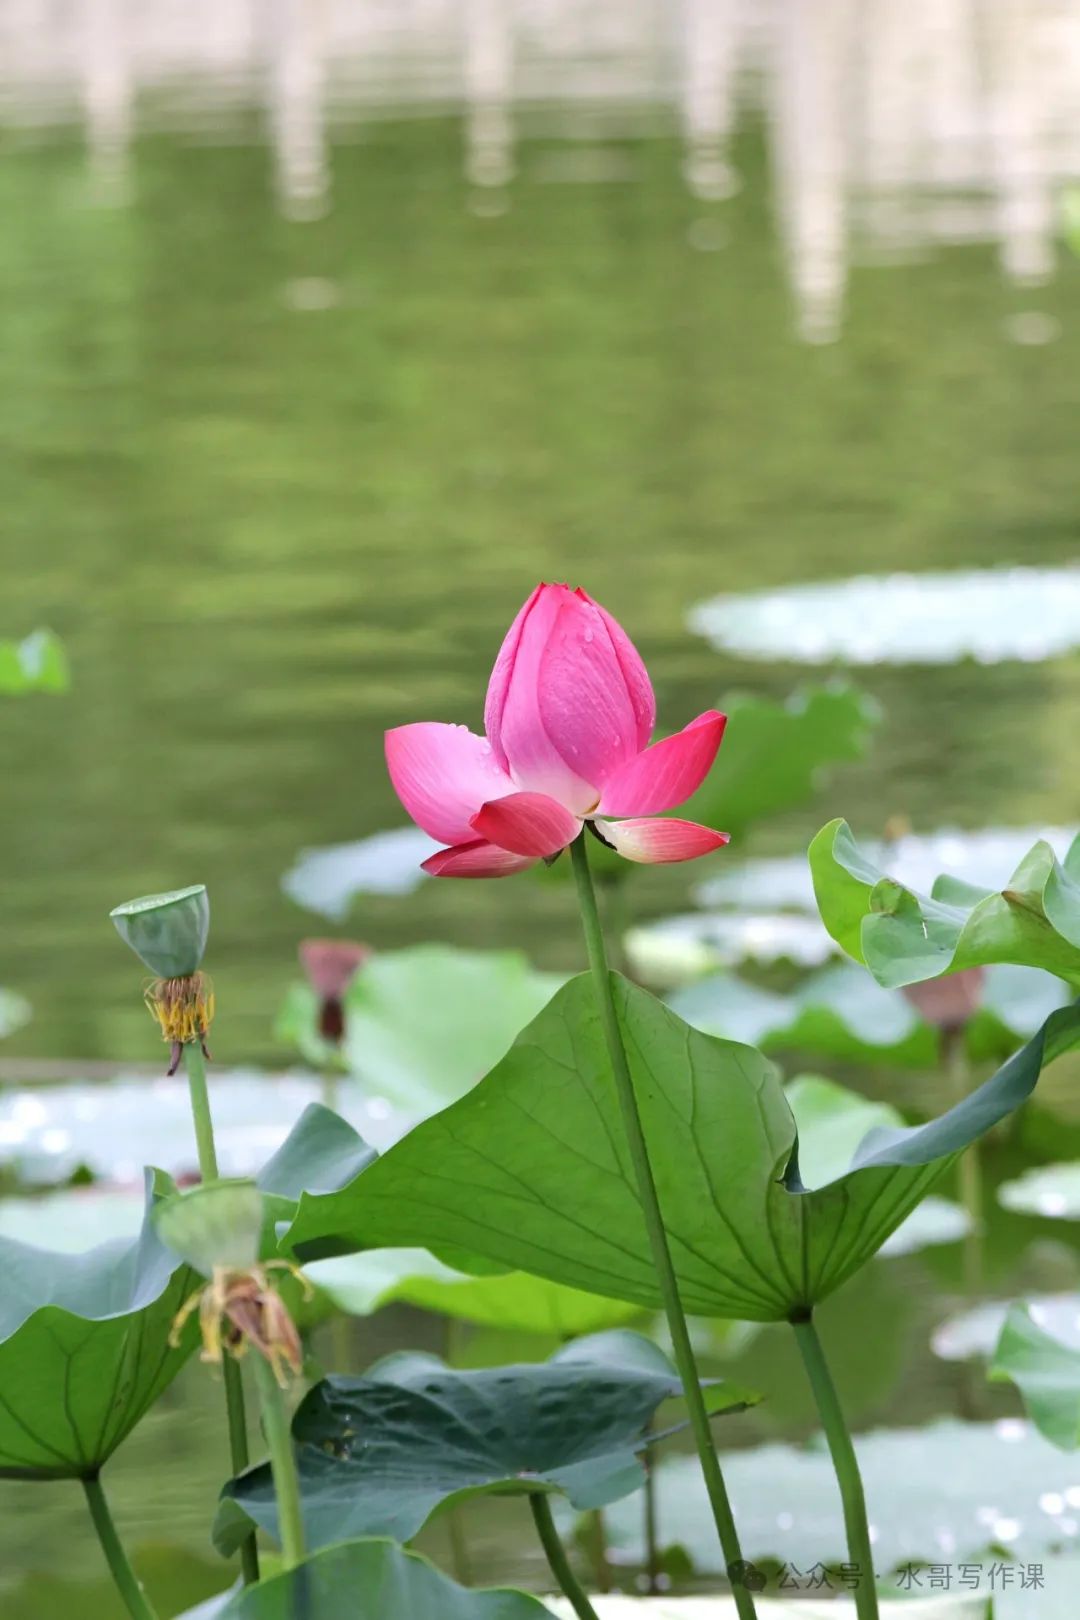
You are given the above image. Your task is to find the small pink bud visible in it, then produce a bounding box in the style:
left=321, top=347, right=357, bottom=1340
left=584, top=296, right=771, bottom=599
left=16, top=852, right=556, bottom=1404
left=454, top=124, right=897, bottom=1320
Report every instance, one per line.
left=900, top=967, right=986, bottom=1031
left=298, top=939, right=371, bottom=1002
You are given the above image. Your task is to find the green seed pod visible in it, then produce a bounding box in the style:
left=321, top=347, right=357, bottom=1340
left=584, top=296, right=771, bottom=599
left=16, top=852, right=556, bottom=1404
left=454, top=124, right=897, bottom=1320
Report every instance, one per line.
left=110, top=885, right=210, bottom=978
left=153, top=1179, right=266, bottom=1275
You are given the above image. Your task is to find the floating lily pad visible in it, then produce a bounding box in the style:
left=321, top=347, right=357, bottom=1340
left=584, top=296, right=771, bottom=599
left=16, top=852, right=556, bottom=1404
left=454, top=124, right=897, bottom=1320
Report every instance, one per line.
left=0, top=1188, right=147, bottom=1251
left=307, top=1248, right=644, bottom=1335
left=688, top=568, right=1080, bottom=665
left=219, top=1330, right=751, bottom=1555
left=810, top=819, right=1080, bottom=988
left=999, top=1164, right=1080, bottom=1221
left=878, top=1198, right=972, bottom=1258
left=0, top=629, right=69, bottom=694
left=287, top=977, right=1080, bottom=1321
left=0, top=987, right=31, bottom=1039
left=585, top=1418, right=1080, bottom=1576
left=205, top=1539, right=557, bottom=1619
left=0, top=1172, right=196, bottom=1478
left=671, top=962, right=1070, bottom=1069
left=0, top=1070, right=403, bottom=1188
left=282, top=827, right=440, bottom=917
left=991, top=1305, right=1080, bottom=1450
left=626, top=912, right=836, bottom=984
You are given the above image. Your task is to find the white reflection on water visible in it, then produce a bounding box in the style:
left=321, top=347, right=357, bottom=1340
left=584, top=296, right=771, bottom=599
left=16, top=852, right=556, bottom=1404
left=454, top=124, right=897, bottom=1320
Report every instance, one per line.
left=1, top=0, right=1079, bottom=337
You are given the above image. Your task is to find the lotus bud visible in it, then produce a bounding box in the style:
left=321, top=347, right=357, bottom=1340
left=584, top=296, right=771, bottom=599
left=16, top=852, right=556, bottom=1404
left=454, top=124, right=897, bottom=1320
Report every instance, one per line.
left=110, top=886, right=214, bottom=1074
left=900, top=967, right=986, bottom=1033
left=299, top=938, right=371, bottom=1045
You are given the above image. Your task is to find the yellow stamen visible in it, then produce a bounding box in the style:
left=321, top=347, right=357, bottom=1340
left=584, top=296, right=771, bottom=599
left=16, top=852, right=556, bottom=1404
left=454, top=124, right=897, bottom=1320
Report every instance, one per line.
left=144, top=972, right=215, bottom=1045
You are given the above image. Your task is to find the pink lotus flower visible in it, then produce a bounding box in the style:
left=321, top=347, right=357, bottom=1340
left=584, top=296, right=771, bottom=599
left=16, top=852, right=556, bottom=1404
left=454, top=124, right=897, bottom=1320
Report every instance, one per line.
left=385, top=583, right=730, bottom=878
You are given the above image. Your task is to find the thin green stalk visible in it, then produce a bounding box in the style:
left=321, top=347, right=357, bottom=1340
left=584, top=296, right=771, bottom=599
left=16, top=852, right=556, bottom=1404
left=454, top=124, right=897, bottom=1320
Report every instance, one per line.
left=943, top=1027, right=983, bottom=1296
left=569, top=834, right=758, bottom=1620
left=252, top=1355, right=306, bottom=1571
left=181, top=1041, right=260, bottom=1587
left=83, top=1472, right=159, bottom=1620
left=530, top=1493, right=601, bottom=1620
left=642, top=1419, right=661, bottom=1593
left=792, top=1316, right=878, bottom=1620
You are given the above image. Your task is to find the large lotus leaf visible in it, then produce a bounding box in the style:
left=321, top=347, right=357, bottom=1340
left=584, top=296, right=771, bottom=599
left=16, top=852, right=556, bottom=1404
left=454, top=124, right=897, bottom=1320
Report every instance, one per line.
left=210, top=1538, right=556, bottom=1619
left=810, top=819, right=1080, bottom=988
left=306, top=1247, right=644, bottom=1335
left=0, top=629, right=69, bottom=694
left=681, top=684, right=879, bottom=842
left=218, top=1330, right=750, bottom=1555
left=584, top=1418, right=1080, bottom=1576
left=990, top=1304, right=1080, bottom=1450
left=0, top=1172, right=196, bottom=1479
left=278, top=946, right=565, bottom=1113
left=287, top=976, right=1080, bottom=1321
left=671, top=962, right=1070, bottom=1069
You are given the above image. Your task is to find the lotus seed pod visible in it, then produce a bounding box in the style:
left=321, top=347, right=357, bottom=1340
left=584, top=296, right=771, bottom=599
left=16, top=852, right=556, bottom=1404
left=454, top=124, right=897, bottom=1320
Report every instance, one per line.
left=154, top=1179, right=266, bottom=1275
left=111, top=885, right=210, bottom=978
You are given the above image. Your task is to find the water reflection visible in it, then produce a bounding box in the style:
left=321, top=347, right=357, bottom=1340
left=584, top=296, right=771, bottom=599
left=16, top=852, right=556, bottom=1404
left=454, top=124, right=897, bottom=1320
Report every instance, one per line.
left=2, top=0, right=1079, bottom=336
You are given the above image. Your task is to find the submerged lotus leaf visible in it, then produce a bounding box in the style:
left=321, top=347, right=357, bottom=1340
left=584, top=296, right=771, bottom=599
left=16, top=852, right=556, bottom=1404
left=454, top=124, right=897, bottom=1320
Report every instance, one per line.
left=110, top=885, right=211, bottom=978
left=990, top=1304, right=1080, bottom=1450
left=0, top=629, right=69, bottom=694
left=671, top=961, right=1069, bottom=1069
left=287, top=976, right=1080, bottom=1321
left=207, top=1538, right=557, bottom=1619
left=306, top=1248, right=644, bottom=1335
left=626, top=911, right=835, bottom=984
left=810, top=819, right=1080, bottom=988
left=218, top=1330, right=752, bottom=1555
left=0, top=1172, right=196, bottom=1479
left=687, top=567, right=1080, bottom=665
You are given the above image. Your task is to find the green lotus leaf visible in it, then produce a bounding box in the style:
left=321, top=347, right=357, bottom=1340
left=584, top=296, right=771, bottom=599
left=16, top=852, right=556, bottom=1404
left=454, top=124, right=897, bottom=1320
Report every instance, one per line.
left=990, top=1303, right=1080, bottom=1449
left=0, top=629, right=69, bottom=695
left=287, top=976, right=1080, bottom=1321
left=809, top=819, right=1080, bottom=988
left=0, top=1171, right=196, bottom=1479
left=671, top=961, right=1070, bottom=1069
left=306, top=1248, right=644, bottom=1335
left=682, top=683, right=879, bottom=842
left=205, top=1539, right=557, bottom=1619
left=217, top=1330, right=753, bottom=1555
left=278, top=945, right=565, bottom=1115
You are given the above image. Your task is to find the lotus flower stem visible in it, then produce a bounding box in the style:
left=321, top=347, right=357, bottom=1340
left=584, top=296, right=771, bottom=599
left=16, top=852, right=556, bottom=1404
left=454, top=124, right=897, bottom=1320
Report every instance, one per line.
left=181, top=1041, right=260, bottom=1588
left=529, top=1493, right=601, bottom=1620
left=569, top=832, right=758, bottom=1620
left=943, top=1027, right=983, bottom=1296
left=792, top=1316, right=878, bottom=1620
left=82, top=1472, right=160, bottom=1620
left=252, top=1353, right=306, bottom=1570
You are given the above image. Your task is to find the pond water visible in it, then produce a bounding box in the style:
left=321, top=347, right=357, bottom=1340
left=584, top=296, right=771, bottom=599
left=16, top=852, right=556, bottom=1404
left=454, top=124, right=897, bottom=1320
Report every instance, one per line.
left=2, top=55, right=1080, bottom=1619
